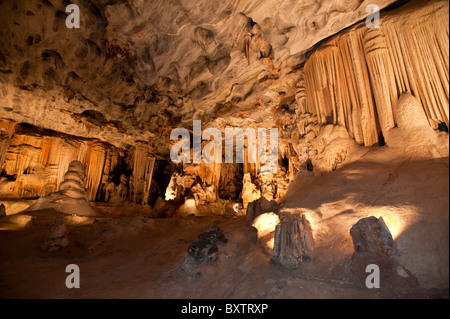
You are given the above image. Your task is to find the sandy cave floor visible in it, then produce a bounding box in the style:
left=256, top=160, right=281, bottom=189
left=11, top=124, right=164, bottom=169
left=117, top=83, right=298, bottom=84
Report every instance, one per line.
left=0, top=147, right=448, bottom=299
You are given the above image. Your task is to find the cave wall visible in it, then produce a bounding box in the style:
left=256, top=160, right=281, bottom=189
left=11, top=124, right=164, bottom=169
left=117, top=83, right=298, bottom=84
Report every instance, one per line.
left=0, top=120, right=139, bottom=201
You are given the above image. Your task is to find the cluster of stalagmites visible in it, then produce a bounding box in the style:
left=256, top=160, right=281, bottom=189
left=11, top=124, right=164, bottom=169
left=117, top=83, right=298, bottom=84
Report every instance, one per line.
left=26, top=160, right=98, bottom=217
left=152, top=162, right=291, bottom=218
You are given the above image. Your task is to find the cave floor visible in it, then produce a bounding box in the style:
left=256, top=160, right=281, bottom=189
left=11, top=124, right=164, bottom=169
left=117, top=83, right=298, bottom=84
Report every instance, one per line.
left=0, top=149, right=448, bottom=299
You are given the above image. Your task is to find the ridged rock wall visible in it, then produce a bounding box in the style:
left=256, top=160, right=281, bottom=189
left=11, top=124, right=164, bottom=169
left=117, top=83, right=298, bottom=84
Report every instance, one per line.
left=303, top=0, right=449, bottom=146
left=0, top=120, right=125, bottom=200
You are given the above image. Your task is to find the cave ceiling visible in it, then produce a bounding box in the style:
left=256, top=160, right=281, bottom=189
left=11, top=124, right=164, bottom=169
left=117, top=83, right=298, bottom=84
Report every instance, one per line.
left=0, top=0, right=398, bottom=158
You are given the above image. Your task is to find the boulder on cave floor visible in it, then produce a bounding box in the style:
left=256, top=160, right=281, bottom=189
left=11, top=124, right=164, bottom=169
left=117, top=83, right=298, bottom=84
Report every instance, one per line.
left=271, top=214, right=315, bottom=269
left=350, top=216, right=394, bottom=257
left=178, top=224, right=228, bottom=276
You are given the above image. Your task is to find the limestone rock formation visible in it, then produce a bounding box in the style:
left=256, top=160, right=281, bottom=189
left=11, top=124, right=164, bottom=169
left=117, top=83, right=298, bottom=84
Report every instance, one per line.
left=303, top=0, right=449, bottom=147
left=251, top=212, right=280, bottom=255
left=271, top=214, right=315, bottom=269
left=26, top=161, right=98, bottom=216
left=0, top=122, right=128, bottom=201
left=0, top=0, right=447, bottom=299
left=386, top=92, right=448, bottom=158
left=41, top=213, right=69, bottom=252
left=349, top=216, right=418, bottom=288
left=246, top=196, right=279, bottom=222
left=241, top=173, right=261, bottom=211
left=350, top=216, right=394, bottom=256
left=179, top=224, right=228, bottom=275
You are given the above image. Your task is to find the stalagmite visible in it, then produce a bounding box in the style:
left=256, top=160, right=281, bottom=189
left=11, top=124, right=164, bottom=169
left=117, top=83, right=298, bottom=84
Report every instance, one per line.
left=25, top=160, right=98, bottom=216
left=0, top=127, right=123, bottom=200
left=241, top=173, right=261, bottom=211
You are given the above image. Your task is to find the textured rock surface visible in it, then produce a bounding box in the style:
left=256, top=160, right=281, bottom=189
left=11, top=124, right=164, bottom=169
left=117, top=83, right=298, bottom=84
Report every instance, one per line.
left=272, top=213, right=315, bottom=269
left=41, top=213, right=69, bottom=252
left=1, top=0, right=448, bottom=206
left=0, top=0, right=398, bottom=156
left=246, top=196, right=279, bottom=222
left=179, top=224, right=228, bottom=275
left=350, top=216, right=394, bottom=256
left=303, top=0, right=449, bottom=146
left=0, top=0, right=448, bottom=299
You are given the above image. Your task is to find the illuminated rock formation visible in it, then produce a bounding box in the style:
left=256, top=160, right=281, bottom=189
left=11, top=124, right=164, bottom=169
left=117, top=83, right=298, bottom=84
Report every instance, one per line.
left=26, top=160, right=98, bottom=216
left=303, top=0, right=449, bottom=146
left=272, top=214, right=315, bottom=269
left=350, top=216, right=394, bottom=257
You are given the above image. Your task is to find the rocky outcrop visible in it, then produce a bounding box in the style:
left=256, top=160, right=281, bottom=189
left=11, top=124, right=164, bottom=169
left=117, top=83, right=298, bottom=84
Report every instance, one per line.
left=303, top=0, right=449, bottom=146
left=246, top=196, right=279, bottom=222
left=179, top=224, right=228, bottom=275
left=350, top=216, right=394, bottom=256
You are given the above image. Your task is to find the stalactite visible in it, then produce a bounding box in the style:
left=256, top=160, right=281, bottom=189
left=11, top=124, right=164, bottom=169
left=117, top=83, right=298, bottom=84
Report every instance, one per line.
left=84, top=142, right=107, bottom=201
left=303, top=0, right=449, bottom=146
left=133, top=145, right=155, bottom=204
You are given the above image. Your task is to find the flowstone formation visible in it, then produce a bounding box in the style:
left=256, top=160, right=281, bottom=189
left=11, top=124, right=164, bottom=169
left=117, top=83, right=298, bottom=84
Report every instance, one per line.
left=26, top=161, right=98, bottom=217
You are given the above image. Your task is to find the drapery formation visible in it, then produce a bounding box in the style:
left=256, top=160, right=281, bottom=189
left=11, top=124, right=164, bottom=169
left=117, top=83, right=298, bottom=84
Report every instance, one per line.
left=303, top=0, right=449, bottom=146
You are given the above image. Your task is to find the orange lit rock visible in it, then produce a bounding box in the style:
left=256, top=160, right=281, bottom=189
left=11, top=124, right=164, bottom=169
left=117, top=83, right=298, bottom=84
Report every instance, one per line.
left=350, top=216, right=394, bottom=257
left=272, top=214, right=315, bottom=269
left=41, top=213, right=69, bottom=252
left=26, top=161, right=98, bottom=217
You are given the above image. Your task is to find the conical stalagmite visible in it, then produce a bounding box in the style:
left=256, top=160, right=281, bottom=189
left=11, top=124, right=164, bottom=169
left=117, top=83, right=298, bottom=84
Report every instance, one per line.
left=25, top=160, right=98, bottom=216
